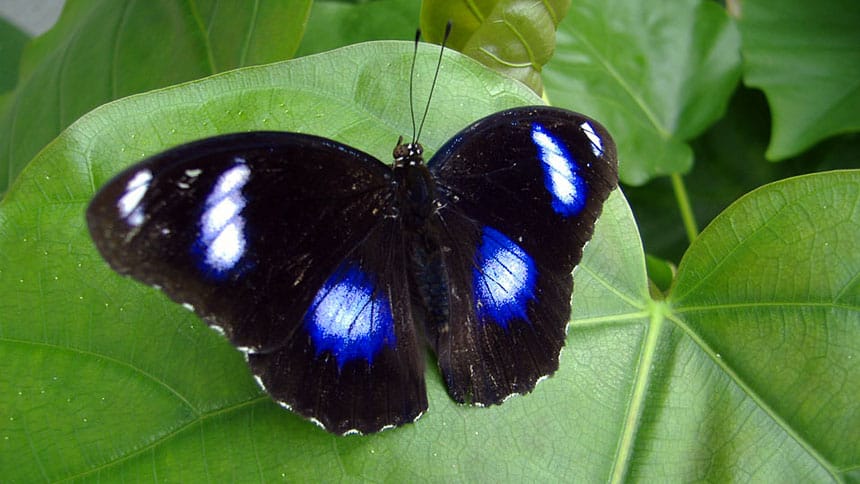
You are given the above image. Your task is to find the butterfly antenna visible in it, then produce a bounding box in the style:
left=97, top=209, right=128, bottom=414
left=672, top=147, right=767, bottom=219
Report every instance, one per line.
left=415, top=21, right=452, bottom=144
left=409, top=28, right=421, bottom=143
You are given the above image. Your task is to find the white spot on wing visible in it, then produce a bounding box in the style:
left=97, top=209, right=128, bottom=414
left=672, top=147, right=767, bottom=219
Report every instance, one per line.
left=117, top=170, right=152, bottom=226
left=482, top=246, right=528, bottom=306
left=208, top=223, right=245, bottom=268
left=580, top=121, right=604, bottom=157
left=532, top=127, right=577, bottom=207
left=252, top=374, right=265, bottom=390
left=198, top=163, right=251, bottom=273
left=201, top=196, right=242, bottom=231
left=531, top=124, right=587, bottom=216
left=309, top=417, right=326, bottom=430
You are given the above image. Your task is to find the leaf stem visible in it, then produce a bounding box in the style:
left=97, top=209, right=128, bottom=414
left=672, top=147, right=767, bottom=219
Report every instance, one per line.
left=671, top=173, right=698, bottom=243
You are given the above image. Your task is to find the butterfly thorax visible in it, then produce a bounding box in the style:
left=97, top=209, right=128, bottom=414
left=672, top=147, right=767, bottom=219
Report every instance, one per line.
left=393, top=140, right=437, bottom=231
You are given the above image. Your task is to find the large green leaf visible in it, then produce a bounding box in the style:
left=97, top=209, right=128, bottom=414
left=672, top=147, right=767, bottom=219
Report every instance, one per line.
left=738, top=0, right=860, bottom=160
left=420, top=0, right=570, bottom=94
left=666, top=170, right=860, bottom=481
left=0, top=41, right=643, bottom=481
left=0, top=0, right=311, bottom=193
left=543, top=0, right=742, bottom=185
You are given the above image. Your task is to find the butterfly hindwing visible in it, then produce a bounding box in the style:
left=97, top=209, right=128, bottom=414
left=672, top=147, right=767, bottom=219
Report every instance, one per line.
left=424, top=106, right=618, bottom=405
left=87, top=132, right=427, bottom=434
left=248, top=218, right=426, bottom=434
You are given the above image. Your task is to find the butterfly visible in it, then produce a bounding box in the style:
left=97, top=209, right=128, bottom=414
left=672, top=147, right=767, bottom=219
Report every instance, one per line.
left=86, top=39, right=618, bottom=435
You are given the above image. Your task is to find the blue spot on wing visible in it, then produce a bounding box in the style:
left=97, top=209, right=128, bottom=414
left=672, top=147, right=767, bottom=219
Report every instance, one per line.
left=531, top=123, right=588, bottom=217
left=304, top=263, right=396, bottom=368
left=473, top=226, right=537, bottom=329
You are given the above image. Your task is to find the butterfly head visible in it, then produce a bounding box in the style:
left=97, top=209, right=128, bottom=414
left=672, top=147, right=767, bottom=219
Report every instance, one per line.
left=393, top=136, right=425, bottom=166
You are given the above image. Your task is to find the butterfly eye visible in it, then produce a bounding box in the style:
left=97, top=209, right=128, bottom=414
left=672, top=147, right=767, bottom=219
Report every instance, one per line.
left=393, top=143, right=409, bottom=160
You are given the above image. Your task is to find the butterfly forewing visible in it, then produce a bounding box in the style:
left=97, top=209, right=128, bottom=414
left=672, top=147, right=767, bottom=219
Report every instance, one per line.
left=87, top=131, right=427, bottom=433
left=424, top=106, right=618, bottom=405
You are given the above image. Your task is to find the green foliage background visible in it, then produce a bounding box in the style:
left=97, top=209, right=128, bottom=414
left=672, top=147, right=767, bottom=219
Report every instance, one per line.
left=0, top=0, right=857, bottom=481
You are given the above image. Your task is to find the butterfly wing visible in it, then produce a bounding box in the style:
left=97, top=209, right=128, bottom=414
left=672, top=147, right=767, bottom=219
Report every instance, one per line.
left=87, top=132, right=426, bottom=434
left=425, top=106, right=618, bottom=405
left=247, top=217, right=427, bottom=434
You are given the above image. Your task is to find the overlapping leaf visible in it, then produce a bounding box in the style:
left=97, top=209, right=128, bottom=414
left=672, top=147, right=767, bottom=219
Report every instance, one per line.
left=738, top=0, right=860, bottom=159
left=543, top=0, right=741, bottom=184
left=0, top=0, right=311, bottom=192
left=295, top=0, right=419, bottom=56
left=420, top=0, right=570, bottom=93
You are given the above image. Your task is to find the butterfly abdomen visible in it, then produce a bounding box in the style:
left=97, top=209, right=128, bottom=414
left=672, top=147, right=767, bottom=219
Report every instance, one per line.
left=407, top=234, right=451, bottom=344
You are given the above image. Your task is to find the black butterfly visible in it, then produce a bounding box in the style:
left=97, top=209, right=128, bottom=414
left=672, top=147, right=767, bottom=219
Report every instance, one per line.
left=87, top=48, right=618, bottom=434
